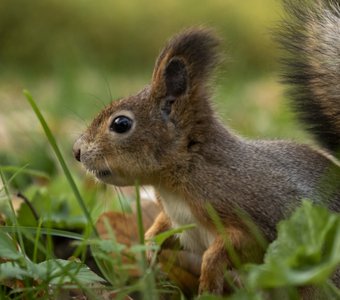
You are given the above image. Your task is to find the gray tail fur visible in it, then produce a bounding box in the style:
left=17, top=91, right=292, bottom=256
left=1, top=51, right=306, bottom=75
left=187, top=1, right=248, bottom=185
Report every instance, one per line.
left=279, top=0, right=340, bottom=153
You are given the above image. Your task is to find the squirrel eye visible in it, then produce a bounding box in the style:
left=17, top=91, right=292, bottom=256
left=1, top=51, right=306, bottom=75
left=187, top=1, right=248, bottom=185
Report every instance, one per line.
left=110, top=116, right=133, bottom=134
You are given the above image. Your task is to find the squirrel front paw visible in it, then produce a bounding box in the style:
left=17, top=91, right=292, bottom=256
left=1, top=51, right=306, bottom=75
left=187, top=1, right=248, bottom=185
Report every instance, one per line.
left=198, top=269, right=243, bottom=295
left=198, top=272, right=224, bottom=295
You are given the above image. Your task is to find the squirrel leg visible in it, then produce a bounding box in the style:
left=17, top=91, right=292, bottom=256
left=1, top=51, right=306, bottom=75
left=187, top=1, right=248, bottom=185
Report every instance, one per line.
left=199, top=228, right=263, bottom=295
left=199, top=235, right=230, bottom=295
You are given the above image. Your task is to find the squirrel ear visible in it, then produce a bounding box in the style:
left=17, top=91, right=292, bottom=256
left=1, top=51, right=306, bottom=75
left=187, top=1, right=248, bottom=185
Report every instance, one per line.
left=157, top=57, right=188, bottom=116
left=164, top=57, right=188, bottom=97
left=151, top=27, right=221, bottom=100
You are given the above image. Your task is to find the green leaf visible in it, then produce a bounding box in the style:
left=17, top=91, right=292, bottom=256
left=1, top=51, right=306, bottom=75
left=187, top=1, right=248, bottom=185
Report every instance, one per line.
left=16, top=178, right=92, bottom=229
left=129, top=244, right=151, bottom=253
left=0, top=262, right=30, bottom=280
left=29, top=259, right=104, bottom=284
left=153, top=224, right=196, bottom=246
left=90, top=239, right=126, bottom=254
left=0, top=232, right=23, bottom=260
left=248, top=201, right=340, bottom=288
left=0, top=258, right=104, bottom=285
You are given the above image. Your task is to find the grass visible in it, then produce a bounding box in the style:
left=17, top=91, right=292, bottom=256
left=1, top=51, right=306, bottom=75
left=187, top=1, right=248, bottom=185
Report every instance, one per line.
left=24, top=90, right=98, bottom=237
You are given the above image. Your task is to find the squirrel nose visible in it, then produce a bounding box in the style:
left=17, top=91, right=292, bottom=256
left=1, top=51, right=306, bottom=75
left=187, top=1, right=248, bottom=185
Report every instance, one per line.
left=73, top=137, right=83, bottom=162
left=73, top=147, right=81, bottom=162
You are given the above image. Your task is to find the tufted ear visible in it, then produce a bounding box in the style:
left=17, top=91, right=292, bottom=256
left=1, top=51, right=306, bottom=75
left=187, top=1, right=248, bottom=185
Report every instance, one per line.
left=151, top=27, right=221, bottom=116
left=164, top=57, right=188, bottom=98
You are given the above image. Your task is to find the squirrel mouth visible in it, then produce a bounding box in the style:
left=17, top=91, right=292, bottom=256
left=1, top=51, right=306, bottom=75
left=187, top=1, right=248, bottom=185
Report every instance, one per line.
left=94, top=169, right=112, bottom=178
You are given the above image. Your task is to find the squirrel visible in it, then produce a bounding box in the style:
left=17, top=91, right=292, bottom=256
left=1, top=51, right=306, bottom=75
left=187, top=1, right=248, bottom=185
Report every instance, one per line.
left=73, top=0, right=340, bottom=296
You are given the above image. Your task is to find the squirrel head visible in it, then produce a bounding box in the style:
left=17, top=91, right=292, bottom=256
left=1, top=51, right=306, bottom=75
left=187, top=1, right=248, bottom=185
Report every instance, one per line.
left=73, top=27, right=221, bottom=186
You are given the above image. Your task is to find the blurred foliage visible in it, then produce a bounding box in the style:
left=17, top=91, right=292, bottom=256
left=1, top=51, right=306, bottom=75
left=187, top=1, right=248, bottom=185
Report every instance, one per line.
left=246, top=201, right=340, bottom=298
left=0, top=0, right=281, bottom=75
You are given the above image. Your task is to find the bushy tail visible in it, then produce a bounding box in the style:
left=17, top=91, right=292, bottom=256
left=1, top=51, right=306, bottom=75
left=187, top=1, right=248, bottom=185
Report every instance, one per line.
left=280, top=0, right=340, bottom=153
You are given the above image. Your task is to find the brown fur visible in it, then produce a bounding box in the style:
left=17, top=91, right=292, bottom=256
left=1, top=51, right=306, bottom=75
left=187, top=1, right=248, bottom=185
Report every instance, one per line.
left=73, top=25, right=340, bottom=296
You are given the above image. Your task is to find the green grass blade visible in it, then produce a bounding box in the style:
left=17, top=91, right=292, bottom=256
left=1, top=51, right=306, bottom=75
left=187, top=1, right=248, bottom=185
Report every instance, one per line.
left=23, top=90, right=98, bottom=237
left=135, top=182, right=145, bottom=247
left=33, top=219, right=43, bottom=263
left=0, top=169, right=27, bottom=264
left=1, top=165, right=50, bottom=180
left=135, top=181, right=146, bottom=270
left=0, top=226, right=84, bottom=240
left=135, top=181, right=157, bottom=300
left=153, top=224, right=195, bottom=246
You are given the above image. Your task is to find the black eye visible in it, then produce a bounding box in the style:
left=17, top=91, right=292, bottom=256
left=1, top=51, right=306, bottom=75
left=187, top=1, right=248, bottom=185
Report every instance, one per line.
left=110, top=116, right=133, bottom=133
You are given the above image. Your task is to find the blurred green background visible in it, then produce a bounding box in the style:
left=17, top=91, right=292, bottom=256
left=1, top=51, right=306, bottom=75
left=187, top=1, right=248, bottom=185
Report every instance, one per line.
left=0, top=0, right=308, bottom=192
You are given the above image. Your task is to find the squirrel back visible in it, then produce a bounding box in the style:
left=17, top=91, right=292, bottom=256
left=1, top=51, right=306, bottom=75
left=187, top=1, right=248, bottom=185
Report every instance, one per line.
left=279, top=0, right=340, bottom=153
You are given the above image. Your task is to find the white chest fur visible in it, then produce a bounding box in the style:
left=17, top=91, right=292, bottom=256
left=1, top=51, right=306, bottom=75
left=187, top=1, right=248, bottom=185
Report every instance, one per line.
left=158, top=189, right=215, bottom=254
